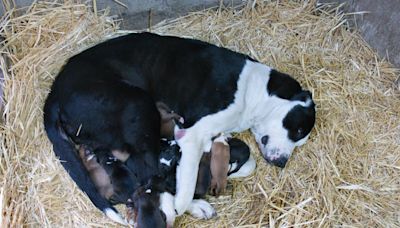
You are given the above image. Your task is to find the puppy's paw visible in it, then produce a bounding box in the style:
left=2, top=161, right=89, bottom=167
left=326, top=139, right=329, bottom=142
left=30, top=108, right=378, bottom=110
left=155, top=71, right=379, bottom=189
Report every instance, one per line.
left=187, top=199, right=217, bottom=219
left=210, top=180, right=227, bottom=196
left=126, top=202, right=136, bottom=225
left=210, top=181, right=218, bottom=196
left=104, top=208, right=128, bottom=225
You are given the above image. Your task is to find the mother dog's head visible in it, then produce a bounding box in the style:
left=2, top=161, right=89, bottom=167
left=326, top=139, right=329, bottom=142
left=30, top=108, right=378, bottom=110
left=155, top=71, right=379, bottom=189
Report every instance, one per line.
left=247, top=67, right=316, bottom=168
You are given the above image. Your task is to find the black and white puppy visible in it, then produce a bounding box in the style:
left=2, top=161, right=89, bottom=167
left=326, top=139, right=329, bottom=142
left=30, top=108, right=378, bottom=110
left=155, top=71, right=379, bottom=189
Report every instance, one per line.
left=43, top=32, right=315, bottom=221
left=159, top=137, right=255, bottom=195
left=157, top=136, right=255, bottom=225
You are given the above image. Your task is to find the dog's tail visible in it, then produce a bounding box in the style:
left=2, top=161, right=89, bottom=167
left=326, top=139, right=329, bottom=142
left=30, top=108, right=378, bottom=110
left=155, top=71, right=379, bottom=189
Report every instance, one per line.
left=43, top=90, right=126, bottom=225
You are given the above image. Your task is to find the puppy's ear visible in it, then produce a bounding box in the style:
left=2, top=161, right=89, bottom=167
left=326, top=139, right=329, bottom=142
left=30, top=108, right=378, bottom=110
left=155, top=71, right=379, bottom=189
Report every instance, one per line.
left=156, top=102, right=172, bottom=114
left=291, top=90, right=316, bottom=109
left=148, top=175, right=166, bottom=193
left=291, top=90, right=312, bottom=102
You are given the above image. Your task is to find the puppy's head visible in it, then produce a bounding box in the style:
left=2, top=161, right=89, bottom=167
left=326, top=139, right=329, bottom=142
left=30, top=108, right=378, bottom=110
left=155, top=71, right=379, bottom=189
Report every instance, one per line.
left=156, top=101, right=184, bottom=139
left=130, top=176, right=167, bottom=228
left=250, top=69, right=316, bottom=168
left=159, top=140, right=181, bottom=173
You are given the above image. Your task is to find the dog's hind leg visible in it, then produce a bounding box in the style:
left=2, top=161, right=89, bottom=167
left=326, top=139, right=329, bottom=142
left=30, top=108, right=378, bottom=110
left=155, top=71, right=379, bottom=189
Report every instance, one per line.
left=43, top=92, right=127, bottom=225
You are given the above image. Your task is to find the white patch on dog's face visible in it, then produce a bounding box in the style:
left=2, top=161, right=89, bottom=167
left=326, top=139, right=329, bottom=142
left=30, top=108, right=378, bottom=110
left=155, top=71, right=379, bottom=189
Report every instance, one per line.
left=250, top=96, right=315, bottom=167
left=237, top=61, right=316, bottom=168
left=250, top=97, right=298, bottom=166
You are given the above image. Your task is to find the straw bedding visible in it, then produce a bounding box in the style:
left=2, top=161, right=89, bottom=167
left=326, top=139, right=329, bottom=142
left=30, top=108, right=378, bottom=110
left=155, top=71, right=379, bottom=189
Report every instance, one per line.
left=1, top=0, right=399, bottom=227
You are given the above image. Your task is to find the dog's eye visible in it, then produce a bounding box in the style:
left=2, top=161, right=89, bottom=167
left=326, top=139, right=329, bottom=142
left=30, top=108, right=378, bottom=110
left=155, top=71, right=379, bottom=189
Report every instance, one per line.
left=261, top=135, right=269, bottom=145
left=297, top=128, right=303, bottom=135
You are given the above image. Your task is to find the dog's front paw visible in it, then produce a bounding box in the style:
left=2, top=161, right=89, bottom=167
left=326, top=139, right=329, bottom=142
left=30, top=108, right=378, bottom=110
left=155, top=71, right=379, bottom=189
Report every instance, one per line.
left=174, top=192, right=192, bottom=216
left=187, top=199, right=217, bottom=219
left=160, top=192, right=176, bottom=227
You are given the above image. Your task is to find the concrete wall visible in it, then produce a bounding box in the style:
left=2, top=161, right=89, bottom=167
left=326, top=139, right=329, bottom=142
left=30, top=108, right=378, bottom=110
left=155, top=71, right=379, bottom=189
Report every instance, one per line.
left=1, top=0, right=242, bottom=29
left=0, top=0, right=243, bottom=119
left=1, top=0, right=399, bottom=66
left=319, top=0, right=400, bottom=68
left=98, top=0, right=243, bottom=29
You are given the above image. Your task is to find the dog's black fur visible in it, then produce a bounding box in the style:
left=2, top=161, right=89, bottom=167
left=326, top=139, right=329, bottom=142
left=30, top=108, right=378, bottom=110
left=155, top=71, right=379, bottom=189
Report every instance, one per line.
left=44, top=32, right=313, bottom=215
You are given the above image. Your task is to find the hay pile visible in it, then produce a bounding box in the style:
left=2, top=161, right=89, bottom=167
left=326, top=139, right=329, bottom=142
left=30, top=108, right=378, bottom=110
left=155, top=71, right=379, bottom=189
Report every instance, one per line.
left=1, top=0, right=399, bottom=227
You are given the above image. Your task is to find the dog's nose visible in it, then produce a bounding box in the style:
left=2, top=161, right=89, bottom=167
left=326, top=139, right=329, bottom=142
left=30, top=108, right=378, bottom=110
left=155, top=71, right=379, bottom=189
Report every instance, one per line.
left=267, top=156, right=288, bottom=168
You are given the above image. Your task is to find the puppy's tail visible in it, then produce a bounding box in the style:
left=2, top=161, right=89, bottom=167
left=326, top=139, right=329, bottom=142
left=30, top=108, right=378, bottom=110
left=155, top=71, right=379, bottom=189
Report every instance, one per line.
left=43, top=91, right=126, bottom=225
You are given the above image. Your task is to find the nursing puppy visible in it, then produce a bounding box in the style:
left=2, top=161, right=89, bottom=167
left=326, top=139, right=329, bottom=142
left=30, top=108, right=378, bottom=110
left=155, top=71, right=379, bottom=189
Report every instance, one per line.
left=157, top=103, right=231, bottom=196
left=157, top=106, right=252, bottom=198
left=74, top=102, right=211, bottom=226
left=126, top=177, right=167, bottom=228
left=195, top=153, right=212, bottom=197
left=78, top=144, right=172, bottom=227
left=77, top=146, right=114, bottom=200
left=159, top=136, right=254, bottom=198
left=44, top=32, right=316, bottom=220
left=156, top=102, right=184, bottom=139
left=209, top=134, right=230, bottom=196
left=78, top=146, right=139, bottom=204
left=227, top=138, right=251, bottom=177
left=158, top=139, right=212, bottom=198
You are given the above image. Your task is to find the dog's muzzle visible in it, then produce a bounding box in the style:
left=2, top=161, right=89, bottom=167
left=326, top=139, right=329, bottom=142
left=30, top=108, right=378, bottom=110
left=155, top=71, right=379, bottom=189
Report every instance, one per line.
left=259, top=147, right=290, bottom=168
left=264, top=154, right=288, bottom=168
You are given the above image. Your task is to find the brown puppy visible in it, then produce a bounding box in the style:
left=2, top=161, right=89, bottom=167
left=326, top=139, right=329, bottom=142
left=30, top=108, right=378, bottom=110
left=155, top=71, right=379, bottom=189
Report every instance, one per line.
left=194, top=153, right=211, bottom=197
left=156, top=102, right=183, bottom=139
left=78, top=146, right=114, bottom=200
left=209, top=134, right=230, bottom=196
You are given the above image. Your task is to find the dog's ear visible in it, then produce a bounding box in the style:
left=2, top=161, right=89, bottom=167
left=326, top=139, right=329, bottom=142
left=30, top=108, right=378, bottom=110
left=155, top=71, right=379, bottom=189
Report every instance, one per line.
left=291, top=90, right=312, bottom=101
left=267, top=69, right=302, bottom=100
left=291, top=90, right=315, bottom=109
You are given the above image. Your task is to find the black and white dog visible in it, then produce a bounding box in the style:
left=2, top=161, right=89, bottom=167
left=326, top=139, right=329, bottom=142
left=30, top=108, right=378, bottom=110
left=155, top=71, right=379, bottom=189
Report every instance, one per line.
left=43, top=33, right=315, bottom=223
